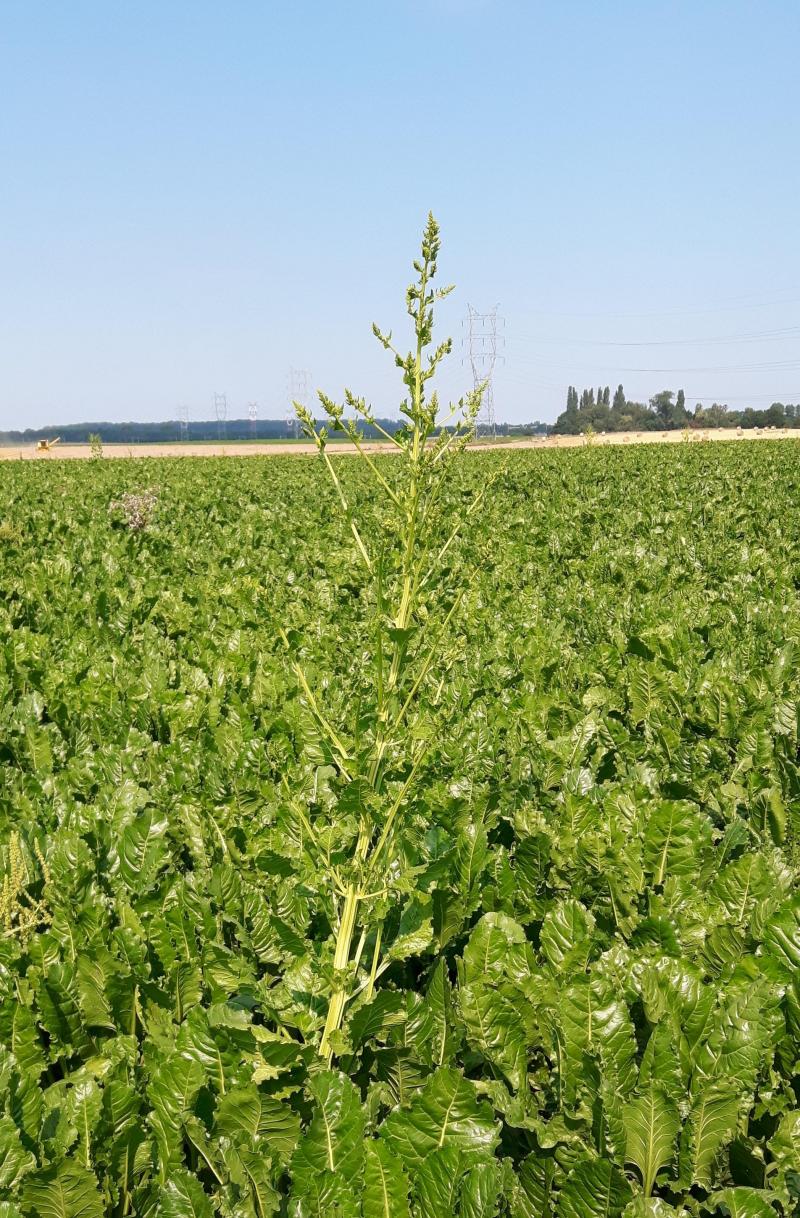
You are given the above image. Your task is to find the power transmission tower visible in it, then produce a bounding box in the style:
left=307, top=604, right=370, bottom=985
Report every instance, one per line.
left=288, top=367, right=312, bottom=439
left=213, top=392, right=227, bottom=442
left=247, top=401, right=258, bottom=440
left=179, top=405, right=189, bottom=441
left=462, top=305, right=505, bottom=438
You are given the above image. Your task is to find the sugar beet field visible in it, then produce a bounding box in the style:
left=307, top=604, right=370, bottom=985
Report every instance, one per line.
left=1, top=442, right=800, bottom=1217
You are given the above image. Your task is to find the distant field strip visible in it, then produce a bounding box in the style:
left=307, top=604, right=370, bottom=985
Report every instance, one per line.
left=1, top=426, right=797, bottom=460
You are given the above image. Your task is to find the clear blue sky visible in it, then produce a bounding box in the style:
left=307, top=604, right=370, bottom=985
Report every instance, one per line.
left=3, top=0, right=800, bottom=429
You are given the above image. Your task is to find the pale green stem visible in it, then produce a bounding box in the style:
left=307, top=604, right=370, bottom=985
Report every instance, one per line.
left=365, top=923, right=383, bottom=1002
left=319, top=883, right=361, bottom=1064
left=351, top=926, right=368, bottom=974
left=346, top=429, right=403, bottom=505
left=288, top=657, right=352, bottom=778
left=390, top=593, right=467, bottom=736
left=318, top=823, right=372, bottom=1062
left=321, top=448, right=373, bottom=571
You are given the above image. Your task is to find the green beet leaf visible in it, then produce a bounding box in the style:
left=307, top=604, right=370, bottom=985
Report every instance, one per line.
left=362, top=1141, right=411, bottom=1218
left=624, top=1087, right=681, bottom=1196
left=557, top=1159, right=633, bottom=1218
left=21, top=1162, right=105, bottom=1218
left=380, top=1067, right=499, bottom=1169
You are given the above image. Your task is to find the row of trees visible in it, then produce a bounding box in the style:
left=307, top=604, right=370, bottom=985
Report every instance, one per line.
left=1, top=417, right=553, bottom=446
left=7, top=400, right=796, bottom=447
left=0, top=418, right=407, bottom=445
left=553, top=385, right=800, bottom=434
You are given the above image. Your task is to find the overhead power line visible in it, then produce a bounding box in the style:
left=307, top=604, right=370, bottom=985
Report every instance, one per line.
left=679, top=392, right=800, bottom=402
left=509, top=325, right=800, bottom=348
left=515, top=287, right=800, bottom=322
left=507, top=352, right=800, bottom=375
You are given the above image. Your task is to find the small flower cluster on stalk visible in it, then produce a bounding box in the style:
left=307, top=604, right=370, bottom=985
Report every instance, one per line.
left=109, top=489, right=158, bottom=532
left=1, top=832, right=51, bottom=943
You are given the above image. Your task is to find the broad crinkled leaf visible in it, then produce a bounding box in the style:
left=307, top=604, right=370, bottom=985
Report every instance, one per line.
left=288, top=1169, right=360, bottom=1218
left=678, top=1085, right=741, bottom=1190
left=760, top=892, right=800, bottom=981
left=116, top=808, right=169, bottom=891
left=214, top=1084, right=300, bottom=1158
left=157, top=1168, right=215, bottom=1217
left=540, top=898, right=595, bottom=973
left=404, top=959, right=459, bottom=1067
left=557, top=1158, right=633, bottom=1218
left=0, top=1115, right=36, bottom=1191
left=290, top=1071, right=365, bottom=1190
left=710, top=852, right=785, bottom=929
left=461, top=1159, right=502, bottom=1218
left=510, top=1155, right=555, bottom=1218
left=639, top=1023, right=685, bottom=1102
left=643, top=801, right=711, bottom=886
left=692, top=980, right=782, bottom=1092
left=348, top=989, right=406, bottom=1048
left=460, top=980, right=529, bottom=1090
left=623, top=1087, right=680, bottom=1195
left=622, top=1200, right=685, bottom=1218
left=21, top=1161, right=105, bottom=1218
left=559, top=975, right=638, bottom=1097
left=380, top=1067, right=499, bottom=1169
left=766, top=1109, right=800, bottom=1209
left=65, top=1077, right=103, bottom=1160
left=455, top=819, right=489, bottom=910
left=385, top=899, right=433, bottom=962
left=147, top=1055, right=205, bottom=1169
left=709, top=1188, right=779, bottom=1218
left=362, top=1141, right=410, bottom=1218
left=75, top=953, right=116, bottom=1031
left=463, top=914, right=531, bottom=986
left=413, top=1146, right=463, bottom=1217
left=2, top=1005, right=45, bottom=1077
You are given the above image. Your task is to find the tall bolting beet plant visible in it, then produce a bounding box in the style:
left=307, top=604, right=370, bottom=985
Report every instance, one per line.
left=289, top=213, right=488, bottom=1063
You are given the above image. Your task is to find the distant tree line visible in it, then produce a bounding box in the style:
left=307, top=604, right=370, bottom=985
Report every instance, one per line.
left=553, top=385, right=800, bottom=435
left=10, top=398, right=795, bottom=447
left=1, top=416, right=552, bottom=446
left=0, top=417, right=399, bottom=445
left=478, top=421, right=550, bottom=437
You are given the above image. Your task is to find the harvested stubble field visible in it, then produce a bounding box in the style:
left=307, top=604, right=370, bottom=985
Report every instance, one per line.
left=0, top=438, right=799, bottom=1217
